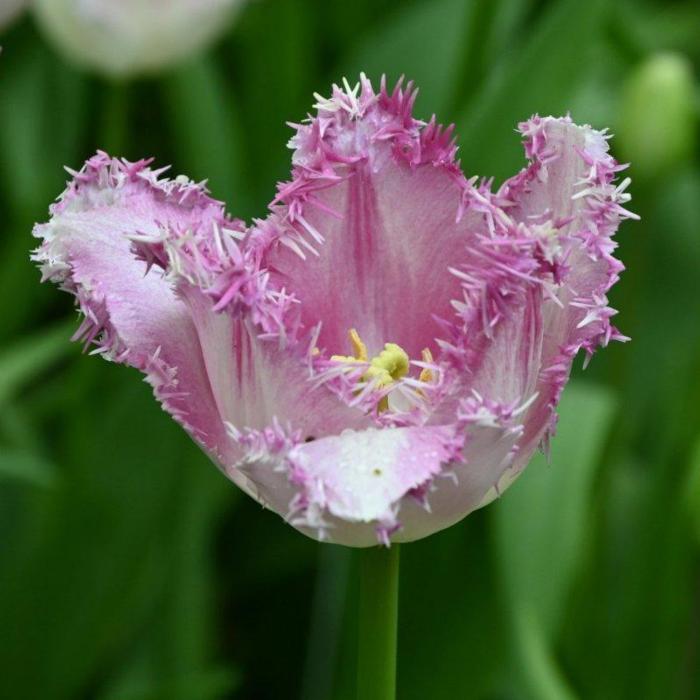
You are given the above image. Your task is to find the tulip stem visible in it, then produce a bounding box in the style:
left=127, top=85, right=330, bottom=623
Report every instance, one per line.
left=357, top=544, right=400, bottom=700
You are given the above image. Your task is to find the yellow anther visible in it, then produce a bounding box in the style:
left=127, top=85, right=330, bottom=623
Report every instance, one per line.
left=349, top=328, right=368, bottom=362
left=419, top=348, right=434, bottom=384
left=330, top=328, right=368, bottom=365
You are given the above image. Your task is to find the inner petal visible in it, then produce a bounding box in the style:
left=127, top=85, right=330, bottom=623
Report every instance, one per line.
left=265, top=155, right=476, bottom=361
left=181, top=286, right=370, bottom=442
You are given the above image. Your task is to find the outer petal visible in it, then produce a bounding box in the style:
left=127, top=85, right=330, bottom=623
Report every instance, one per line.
left=227, top=396, right=526, bottom=547
left=395, top=415, right=523, bottom=544
left=232, top=424, right=462, bottom=547
left=32, top=153, right=248, bottom=490
left=498, top=116, right=636, bottom=464
left=289, top=426, right=458, bottom=523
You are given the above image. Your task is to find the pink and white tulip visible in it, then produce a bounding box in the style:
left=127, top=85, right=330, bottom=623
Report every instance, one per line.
left=33, top=76, right=636, bottom=546
left=33, top=0, right=243, bottom=76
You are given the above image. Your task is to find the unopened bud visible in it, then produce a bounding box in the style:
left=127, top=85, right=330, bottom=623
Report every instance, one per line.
left=618, top=53, right=696, bottom=179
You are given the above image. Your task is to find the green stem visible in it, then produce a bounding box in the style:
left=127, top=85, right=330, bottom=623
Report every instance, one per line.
left=302, top=546, right=350, bottom=700
left=357, top=544, right=400, bottom=700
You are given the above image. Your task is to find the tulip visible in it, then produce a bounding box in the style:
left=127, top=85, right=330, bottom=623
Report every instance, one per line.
left=32, top=0, right=243, bottom=76
left=33, top=76, right=636, bottom=548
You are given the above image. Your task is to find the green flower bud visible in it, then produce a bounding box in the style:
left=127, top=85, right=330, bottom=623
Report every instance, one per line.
left=618, top=53, right=696, bottom=179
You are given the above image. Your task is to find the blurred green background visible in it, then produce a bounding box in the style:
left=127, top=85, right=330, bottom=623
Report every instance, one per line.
left=1, top=0, right=699, bottom=698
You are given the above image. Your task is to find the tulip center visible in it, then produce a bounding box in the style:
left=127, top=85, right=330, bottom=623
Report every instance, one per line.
left=331, top=329, right=434, bottom=412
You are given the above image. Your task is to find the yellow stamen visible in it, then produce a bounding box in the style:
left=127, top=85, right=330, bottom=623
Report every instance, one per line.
left=349, top=328, right=368, bottom=362
left=330, top=328, right=369, bottom=365
left=332, top=330, right=413, bottom=413
left=419, top=348, right=434, bottom=384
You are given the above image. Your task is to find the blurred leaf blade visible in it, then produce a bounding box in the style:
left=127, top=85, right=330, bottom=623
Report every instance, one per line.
left=0, top=448, right=57, bottom=487
left=456, top=0, right=607, bottom=181
left=513, top=605, right=578, bottom=700
left=162, top=55, right=248, bottom=212
left=685, top=435, right=700, bottom=547
left=339, top=0, right=477, bottom=116
left=0, top=320, right=75, bottom=407
left=0, top=31, right=88, bottom=341
left=0, top=34, right=87, bottom=218
left=494, top=381, right=618, bottom=637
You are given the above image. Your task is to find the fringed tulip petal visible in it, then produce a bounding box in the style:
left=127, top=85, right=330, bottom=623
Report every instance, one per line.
left=180, top=286, right=369, bottom=442
left=32, top=154, right=252, bottom=493
left=498, top=116, right=638, bottom=458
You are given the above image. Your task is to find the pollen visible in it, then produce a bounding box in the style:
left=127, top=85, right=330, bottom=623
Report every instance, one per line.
left=367, top=343, right=410, bottom=384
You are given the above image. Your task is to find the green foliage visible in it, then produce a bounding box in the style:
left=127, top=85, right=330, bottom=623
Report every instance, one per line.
left=0, top=1, right=698, bottom=698
left=495, top=384, right=617, bottom=700
left=456, top=0, right=607, bottom=181
left=495, top=383, right=617, bottom=640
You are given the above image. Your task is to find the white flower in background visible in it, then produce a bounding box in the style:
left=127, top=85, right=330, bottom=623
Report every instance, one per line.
left=0, top=0, right=28, bottom=30
left=32, top=0, right=243, bottom=76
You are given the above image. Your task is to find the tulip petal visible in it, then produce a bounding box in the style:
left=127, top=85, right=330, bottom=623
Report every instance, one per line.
left=230, top=400, right=528, bottom=547
left=395, top=415, right=524, bottom=544
left=233, top=423, right=461, bottom=546
left=32, top=154, right=245, bottom=485
left=181, top=286, right=369, bottom=443
left=256, top=77, right=478, bottom=362
left=499, top=116, right=636, bottom=456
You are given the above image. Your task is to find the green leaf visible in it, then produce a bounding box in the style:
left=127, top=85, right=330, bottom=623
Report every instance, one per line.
left=229, top=0, right=314, bottom=212
left=0, top=320, right=75, bottom=407
left=301, top=546, right=351, bottom=700
left=0, top=449, right=57, bottom=488
left=338, top=0, right=476, bottom=116
left=101, top=667, right=238, bottom=700
left=455, top=0, right=607, bottom=182
left=0, top=366, right=232, bottom=700
left=0, top=30, right=87, bottom=341
left=394, top=517, right=509, bottom=700
left=0, top=32, right=88, bottom=219
left=494, top=381, right=618, bottom=637
left=481, top=0, right=536, bottom=64
left=162, top=55, right=249, bottom=211
left=685, top=435, right=700, bottom=546
left=512, top=605, right=577, bottom=700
